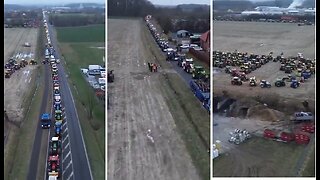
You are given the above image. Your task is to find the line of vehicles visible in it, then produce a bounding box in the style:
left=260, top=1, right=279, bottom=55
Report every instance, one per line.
left=40, top=14, right=65, bottom=180
left=145, top=16, right=210, bottom=112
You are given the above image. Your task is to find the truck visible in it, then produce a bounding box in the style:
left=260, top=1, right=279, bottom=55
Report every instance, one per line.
left=189, top=80, right=210, bottom=102
left=41, top=113, right=51, bottom=128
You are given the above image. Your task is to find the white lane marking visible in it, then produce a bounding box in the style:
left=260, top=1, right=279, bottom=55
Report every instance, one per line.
left=63, top=127, right=68, bottom=133
left=63, top=160, right=72, bottom=174
left=62, top=134, right=69, bottom=144
left=63, top=143, right=70, bottom=151
left=63, top=151, right=71, bottom=162
left=62, top=122, right=67, bottom=128
left=66, top=172, right=74, bottom=180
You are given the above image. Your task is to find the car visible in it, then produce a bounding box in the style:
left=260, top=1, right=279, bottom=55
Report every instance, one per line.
left=41, top=113, right=51, bottom=128
left=180, top=44, right=190, bottom=49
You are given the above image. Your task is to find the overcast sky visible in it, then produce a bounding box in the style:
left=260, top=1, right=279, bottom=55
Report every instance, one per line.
left=4, top=0, right=104, bottom=5
left=149, top=0, right=210, bottom=5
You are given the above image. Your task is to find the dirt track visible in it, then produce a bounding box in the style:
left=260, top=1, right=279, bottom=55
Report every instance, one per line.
left=4, top=28, right=39, bottom=141
left=107, top=19, right=200, bottom=180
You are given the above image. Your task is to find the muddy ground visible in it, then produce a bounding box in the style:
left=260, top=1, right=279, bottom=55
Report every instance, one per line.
left=213, top=21, right=315, bottom=177
left=4, top=28, right=39, bottom=144
left=107, top=19, right=200, bottom=180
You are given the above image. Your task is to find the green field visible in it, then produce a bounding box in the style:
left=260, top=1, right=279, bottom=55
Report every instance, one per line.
left=57, top=25, right=105, bottom=43
left=56, top=25, right=105, bottom=180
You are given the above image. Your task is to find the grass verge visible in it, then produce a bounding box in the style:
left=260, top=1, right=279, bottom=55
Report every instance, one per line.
left=302, top=147, right=315, bottom=177
left=140, top=19, right=210, bottom=180
left=5, top=66, right=44, bottom=180
left=55, top=39, right=105, bottom=180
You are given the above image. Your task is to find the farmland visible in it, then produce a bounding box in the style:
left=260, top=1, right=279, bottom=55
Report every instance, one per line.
left=213, top=21, right=315, bottom=177
left=55, top=24, right=105, bottom=179
left=107, top=18, right=209, bottom=180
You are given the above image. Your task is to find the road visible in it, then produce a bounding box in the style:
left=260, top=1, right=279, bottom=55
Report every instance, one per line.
left=46, top=15, right=93, bottom=180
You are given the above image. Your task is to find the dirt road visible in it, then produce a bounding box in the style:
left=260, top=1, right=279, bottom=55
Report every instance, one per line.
left=107, top=19, right=200, bottom=180
left=213, top=21, right=315, bottom=59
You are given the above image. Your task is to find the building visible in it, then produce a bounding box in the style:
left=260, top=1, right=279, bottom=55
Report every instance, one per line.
left=200, top=30, right=210, bottom=52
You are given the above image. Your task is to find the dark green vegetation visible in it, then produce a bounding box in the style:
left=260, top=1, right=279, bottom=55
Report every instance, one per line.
left=108, top=0, right=209, bottom=34
left=56, top=25, right=105, bottom=180
left=57, top=25, right=105, bottom=42
left=49, top=13, right=104, bottom=27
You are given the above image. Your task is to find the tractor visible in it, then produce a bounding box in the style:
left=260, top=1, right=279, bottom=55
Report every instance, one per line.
left=54, top=89, right=60, bottom=96
left=260, top=80, right=271, bottom=88
left=231, top=77, right=242, bottom=85
left=249, top=77, right=257, bottom=86
left=48, top=155, right=60, bottom=178
left=177, top=55, right=186, bottom=67
left=107, top=70, right=114, bottom=83
left=54, top=103, right=62, bottom=111
left=55, top=110, right=63, bottom=122
left=290, top=80, right=300, bottom=88
left=182, top=58, right=194, bottom=73
left=274, top=78, right=286, bottom=87
left=280, top=64, right=286, bottom=71
left=49, top=136, right=61, bottom=155
left=54, top=121, right=62, bottom=138
left=5, top=70, right=11, bottom=78
left=285, top=65, right=292, bottom=73
left=192, top=66, right=206, bottom=79
left=29, top=59, right=38, bottom=65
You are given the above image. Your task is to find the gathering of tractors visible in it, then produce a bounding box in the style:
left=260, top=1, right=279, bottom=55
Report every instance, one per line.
left=4, top=57, right=37, bottom=78
left=214, top=51, right=315, bottom=89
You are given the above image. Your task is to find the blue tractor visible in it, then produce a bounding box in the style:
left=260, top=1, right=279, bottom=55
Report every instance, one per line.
left=41, top=113, right=51, bottom=128
left=54, top=121, right=62, bottom=138
left=301, top=70, right=311, bottom=79
left=290, top=80, right=300, bottom=88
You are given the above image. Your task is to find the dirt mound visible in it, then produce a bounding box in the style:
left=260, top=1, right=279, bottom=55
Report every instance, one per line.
left=247, top=105, right=285, bottom=122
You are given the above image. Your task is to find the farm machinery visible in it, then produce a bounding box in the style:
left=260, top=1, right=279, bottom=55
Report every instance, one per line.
left=192, top=66, right=206, bottom=79
left=107, top=70, right=114, bottom=83
left=48, top=155, right=60, bottom=178
left=274, top=78, right=286, bottom=87
left=260, top=80, right=271, bottom=88
left=49, top=136, right=62, bottom=155
left=231, top=77, right=242, bottom=85
left=229, top=129, right=251, bottom=145
left=249, top=76, right=257, bottom=86
left=54, top=121, right=62, bottom=138
left=182, top=58, right=194, bottom=73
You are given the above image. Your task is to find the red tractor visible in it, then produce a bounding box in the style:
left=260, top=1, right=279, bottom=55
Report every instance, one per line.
left=48, top=155, right=60, bottom=178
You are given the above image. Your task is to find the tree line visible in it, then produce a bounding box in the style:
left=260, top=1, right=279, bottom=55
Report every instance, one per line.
left=49, top=13, right=105, bottom=27
left=108, top=0, right=209, bottom=34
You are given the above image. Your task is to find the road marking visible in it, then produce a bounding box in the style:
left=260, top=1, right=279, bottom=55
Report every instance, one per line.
left=28, top=77, right=31, bottom=83
left=63, top=142, right=70, bottom=151
left=63, top=160, right=72, bottom=174
left=66, top=172, right=74, bottom=180
left=63, top=127, right=68, bottom=133
left=62, top=122, right=67, bottom=128
left=62, top=134, right=69, bottom=144
left=63, top=151, right=71, bottom=162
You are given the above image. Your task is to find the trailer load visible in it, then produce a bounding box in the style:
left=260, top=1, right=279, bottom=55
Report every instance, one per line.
left=189, top=80, right=210, bottom=102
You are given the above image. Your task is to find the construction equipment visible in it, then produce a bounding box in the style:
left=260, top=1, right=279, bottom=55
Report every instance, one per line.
left=107, top=70, right=114, bottom=83
left=249, top=76, right=257, bottom=86
left=41, top=113, right=51, bottom=128
left=274, top=78, right=286, bottom=87
left=192, top=66, right=206, bottom=79
left=290, top=80, right=300, bottom=88
left=231, top=77, right=242, bottom=85
left=260, top=80, right=271, bottom=88
left=49, top=136, right=62, bottom=155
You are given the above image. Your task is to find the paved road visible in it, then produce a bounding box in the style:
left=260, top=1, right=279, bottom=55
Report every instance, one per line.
left=26, top=63, right=50, bottom=180
left=46, top=16, right=93, bottom=180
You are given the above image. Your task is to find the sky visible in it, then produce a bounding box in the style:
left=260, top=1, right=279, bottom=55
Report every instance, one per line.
left=149, top=0, right=210, bottom=6
left=4, top=0, right=104, bottom=5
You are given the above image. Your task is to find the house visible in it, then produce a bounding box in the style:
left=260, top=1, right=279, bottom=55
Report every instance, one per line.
left=200, top=30, right=210, bottom=52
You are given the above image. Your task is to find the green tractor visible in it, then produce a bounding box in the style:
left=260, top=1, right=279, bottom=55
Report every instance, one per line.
left=192, top=66, right=206, bottom=79
left=274, top=78, right=286, bottom=87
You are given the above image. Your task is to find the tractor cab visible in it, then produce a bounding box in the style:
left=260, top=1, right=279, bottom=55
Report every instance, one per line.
left=192, top=66, right=206, bottom=79
left=275, top=78, right=286, bottom=87
left=50, top=136, right=61, bottom=155
left=290, top=80, right=300, bottom=88
left=54, top=103, right=62, bottom=111
left=54, top=95, right=61, bottom=105
left=260, top=80, right=271, bottom=88
left=55, top=121, right=63, bottom=137
left=249, top=76, right=257, bottom=86
left=54, top=89, right=60, bottom=96
left=48, top=155, right=60, bottom=177
left=231, top=76, right=242, bottom=85
left=55, top=110, right=63, bottom=121
left=183, top=58, right=194, bottom=73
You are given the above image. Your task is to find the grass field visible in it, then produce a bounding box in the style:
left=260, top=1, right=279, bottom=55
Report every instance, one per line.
left=57, top=25, right=105, bottom=43
left=141, top=20, right=210, bottom=179
left=56, top=25, right=105, bottom=180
